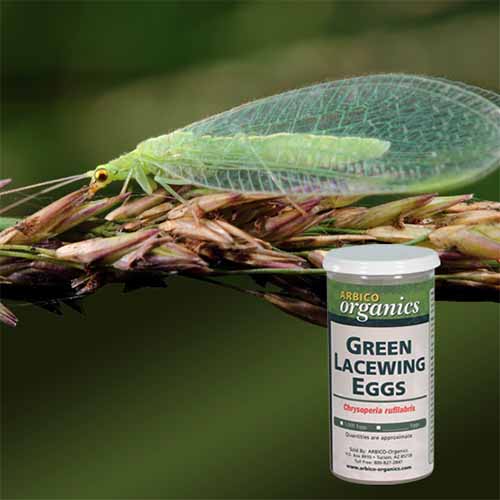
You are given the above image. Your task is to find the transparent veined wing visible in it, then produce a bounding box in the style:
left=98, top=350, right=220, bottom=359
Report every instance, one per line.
left=159, top=74, right=500, bottom=195
left=430, top=76, right=500, bottom=107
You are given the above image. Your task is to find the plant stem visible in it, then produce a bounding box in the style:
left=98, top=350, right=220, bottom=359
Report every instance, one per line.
left=304, top=226, right=366, bottom=235
left=0, top=249, right=84, bottom=270
left=404, top=234, right=430, bottom=245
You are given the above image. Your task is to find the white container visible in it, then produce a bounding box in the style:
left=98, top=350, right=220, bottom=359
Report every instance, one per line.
left=323, top=244, right=440, bottom=484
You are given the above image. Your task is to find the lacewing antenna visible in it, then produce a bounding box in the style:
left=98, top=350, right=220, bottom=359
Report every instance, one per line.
left=0, top=175, right=88, bottom=215
left=0, top=174, right=87, bottom=197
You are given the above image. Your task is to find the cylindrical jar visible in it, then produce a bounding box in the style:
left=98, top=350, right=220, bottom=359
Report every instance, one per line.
left=323, top=244, right=440, bottom=484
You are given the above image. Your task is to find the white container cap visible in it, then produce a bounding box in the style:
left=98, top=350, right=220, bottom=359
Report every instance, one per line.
left=322, top=244, right=440, bottom=276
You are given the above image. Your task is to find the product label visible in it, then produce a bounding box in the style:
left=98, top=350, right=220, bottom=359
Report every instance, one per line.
left=327, top=279, right=434, bottom=483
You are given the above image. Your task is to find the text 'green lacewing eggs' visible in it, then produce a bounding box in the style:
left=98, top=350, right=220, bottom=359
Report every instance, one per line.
left=84, top=74, right=499, bottom=196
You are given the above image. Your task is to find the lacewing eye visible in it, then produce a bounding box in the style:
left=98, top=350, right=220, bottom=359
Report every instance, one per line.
left=95, top=168, right=109, bottom=183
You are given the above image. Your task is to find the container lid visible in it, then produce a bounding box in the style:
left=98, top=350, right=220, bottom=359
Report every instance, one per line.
left=322, top=244, right=440, bottom=276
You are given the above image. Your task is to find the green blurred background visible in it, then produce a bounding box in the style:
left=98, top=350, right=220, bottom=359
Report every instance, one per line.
left=1, top=1, right=498, bottom=498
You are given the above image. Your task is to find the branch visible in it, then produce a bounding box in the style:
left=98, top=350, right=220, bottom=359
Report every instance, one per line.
left=0, top=179, right=498, bottom=327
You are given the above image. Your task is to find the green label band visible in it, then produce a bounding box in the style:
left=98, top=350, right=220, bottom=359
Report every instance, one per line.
left=327, top=279, right=433, bottom=327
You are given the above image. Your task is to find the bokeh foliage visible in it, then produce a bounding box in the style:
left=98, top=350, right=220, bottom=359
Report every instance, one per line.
left=1, top=1, right=498, bottom=499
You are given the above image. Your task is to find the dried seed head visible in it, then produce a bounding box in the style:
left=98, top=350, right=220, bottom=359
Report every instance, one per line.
left=231, top=199, right=285, bottom=227
left=319, top=195, right=363, bottom=209
left=334, top=194, right=435, bottom=229
left=56, top=229, right=160, bottom=264
left=2, top=175, right=499, bottom=328
left=439, top=271, right=500, bottom=285
left=140, top=240, right=209, bottom=272
left=262, top=292, right=327, bottom=327
left=428, top=225, right=463, bottom=250
left=223, top=247, right=306, bottom=269
left=105, top=188, right=168, bottom=221
left=307, top=250, right=328, bottom=268
left=167, top=192, right=244, bottom=219
left=255, top=198, right=327, bottom=242
left=213, top=219, right=270, bottom=249
left=0, top=187, right=91, bottom=245
left=112, top=234, right=169, bottom=270
left=54, top=193, right=131, bottom=234
left=280, top=234, right=375, bottom=250
left=434, top=210, right=500, bottom=227
left=139, top=202, right=175, bottom=219
left=160, top=218, right=234, bottom=247
left=406, top=194, right=473, bottom=222
left=367, top=224, right=432, bottom=243
left=0, top=301, right=17, bottom=328
left=429, top=223, right=500, bottom=259
left=445, top=200, right=500, bottom=213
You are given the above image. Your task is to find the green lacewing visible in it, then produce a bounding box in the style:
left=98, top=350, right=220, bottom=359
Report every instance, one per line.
left=15, top=74, right=500, bottom=201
